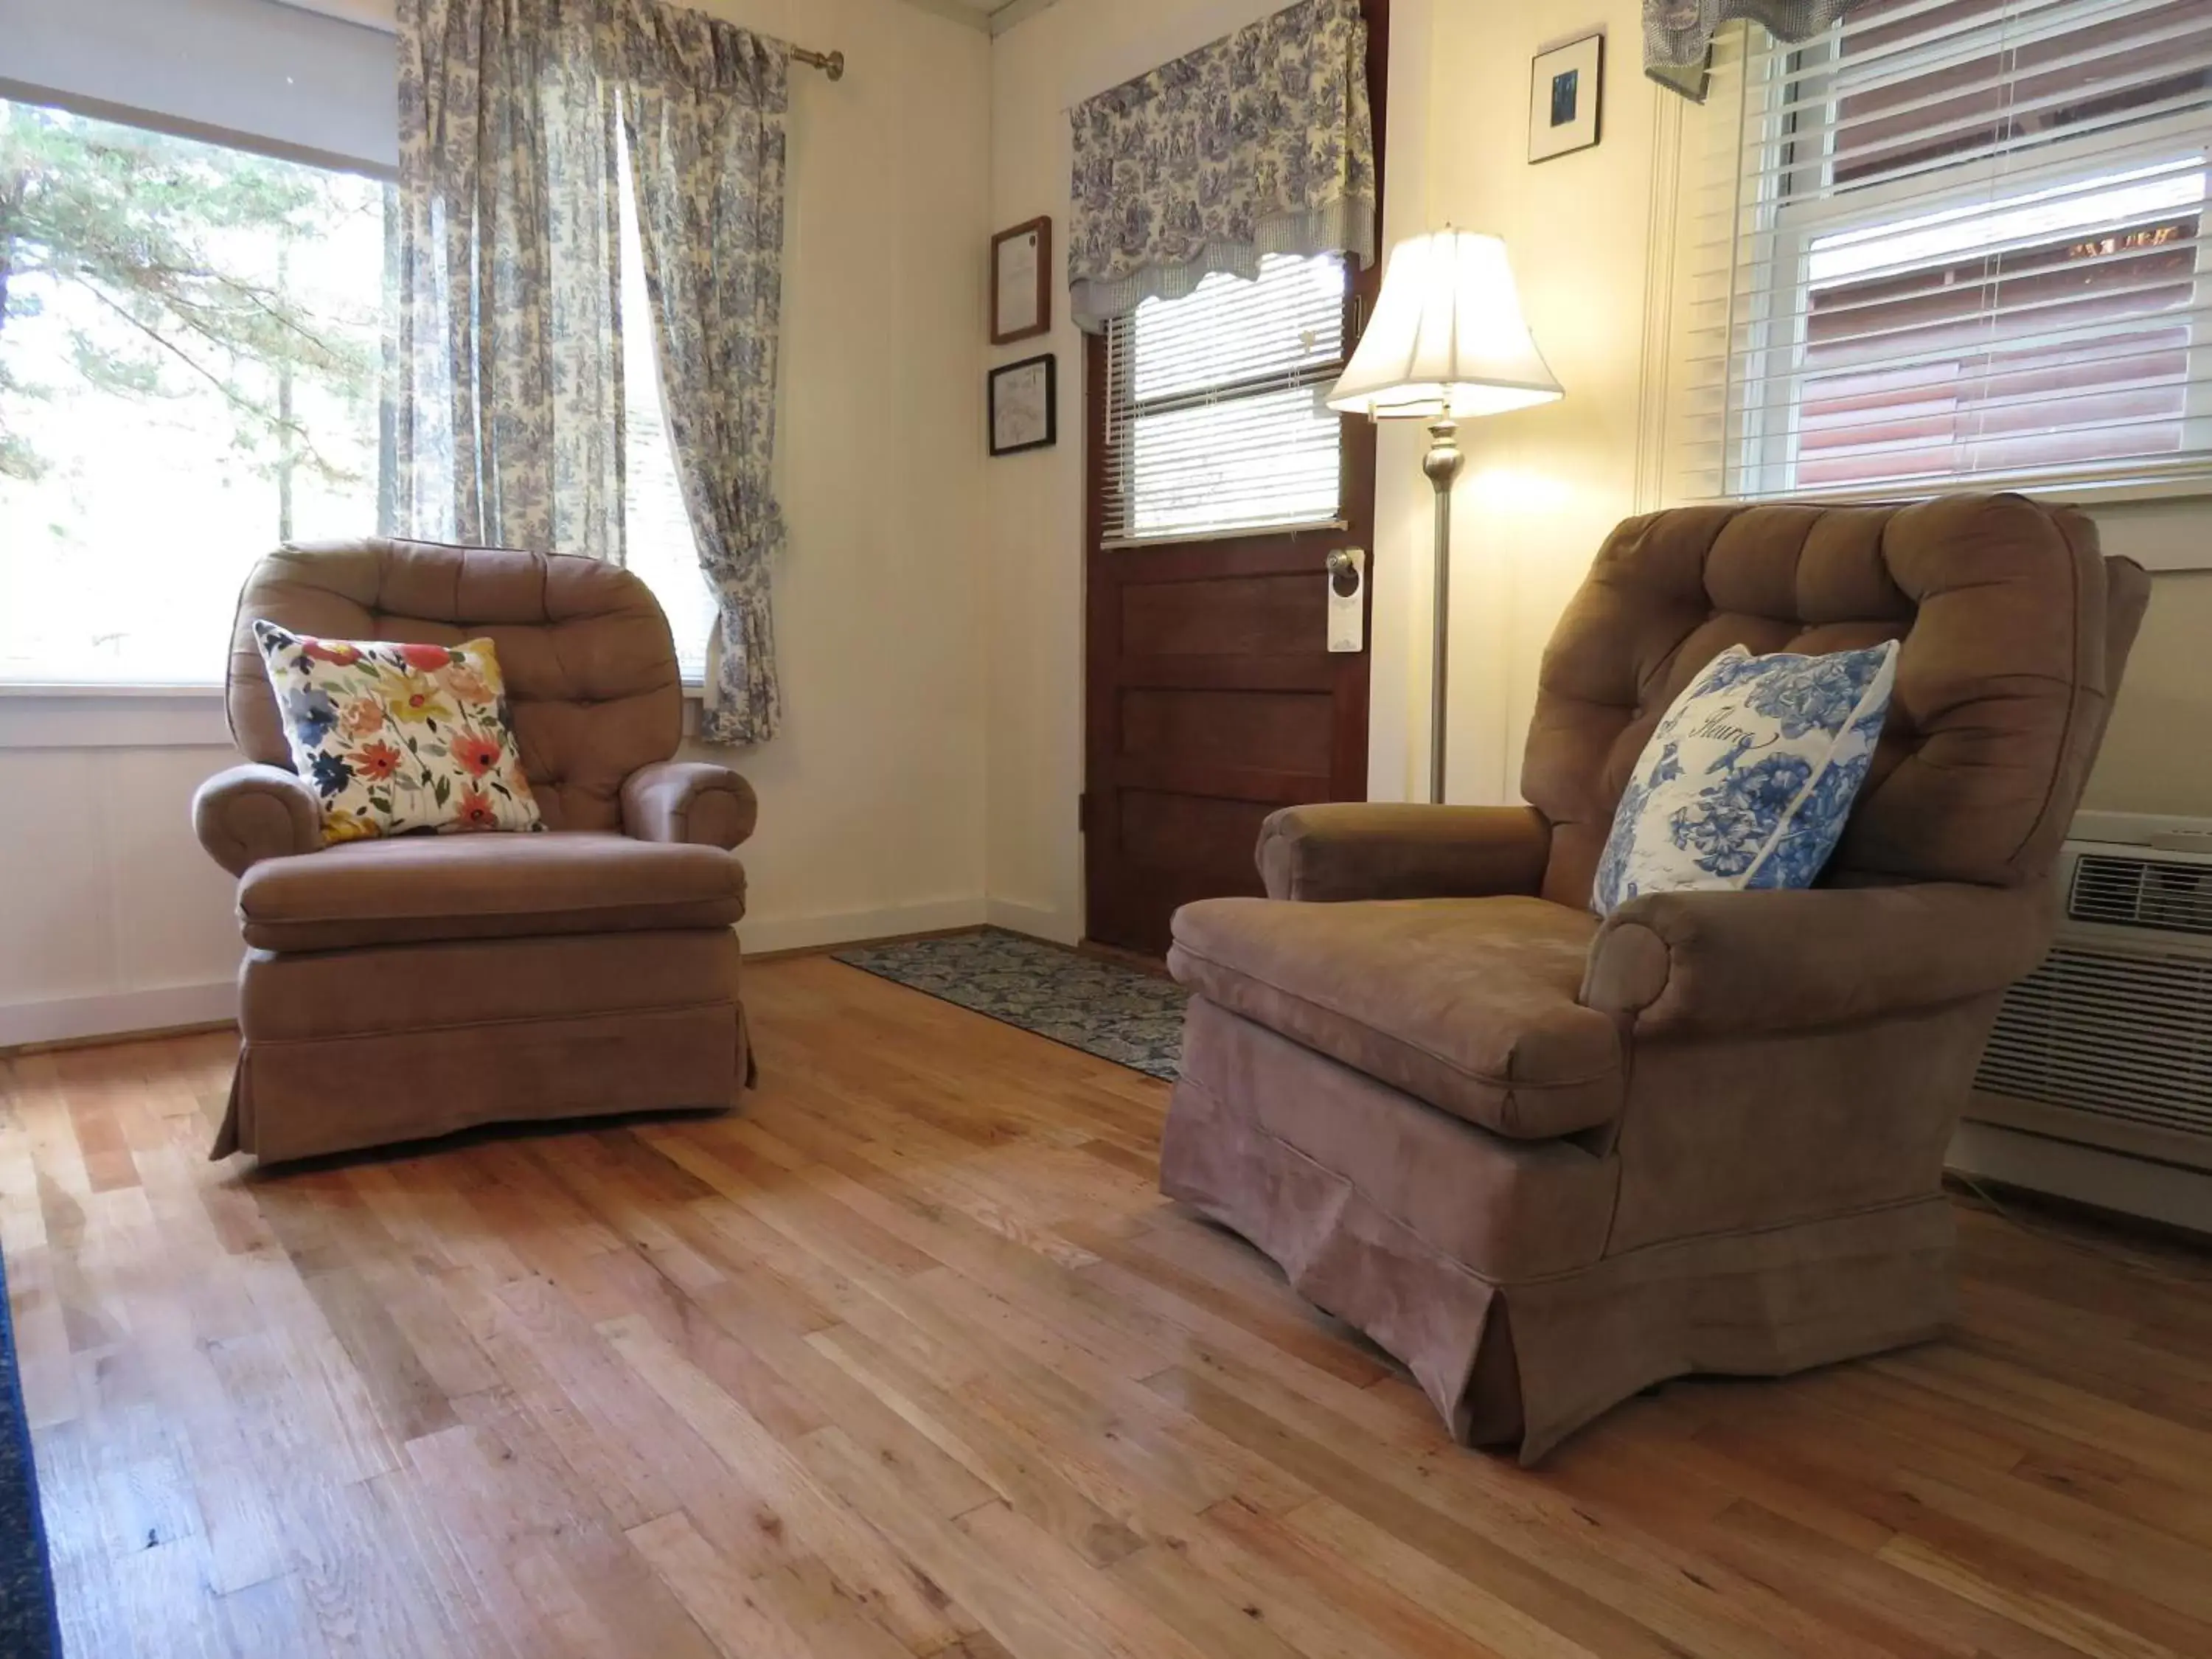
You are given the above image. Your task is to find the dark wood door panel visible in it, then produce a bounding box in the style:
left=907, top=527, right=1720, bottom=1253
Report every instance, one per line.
left=1085, top=516, right=1370, bottom=954
left=1119, top=789, right=1279, bottom=875
left=1120, top=687, right=1335, bottom=776
left=1114, top=653, right=1339, bottom=692
left=1121, top=571, right=1321, bottom=658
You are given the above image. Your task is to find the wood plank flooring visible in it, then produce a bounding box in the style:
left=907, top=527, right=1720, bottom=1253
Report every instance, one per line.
left=6, top=953, right=2212, bottom=1658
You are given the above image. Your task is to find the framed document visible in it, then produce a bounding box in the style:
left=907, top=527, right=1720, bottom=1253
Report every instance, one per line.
left=989, top=354, right=1057, bottom=456
left=991, top=217, right=1052, bottom=344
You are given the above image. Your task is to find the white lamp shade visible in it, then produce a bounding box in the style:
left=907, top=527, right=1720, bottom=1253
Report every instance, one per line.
left=1327, top=230, right=1562, bottom=420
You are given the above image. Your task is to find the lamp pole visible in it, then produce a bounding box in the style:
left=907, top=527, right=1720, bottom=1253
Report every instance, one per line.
left=1325, top=231, right=1559, bottom=806
left=1422, top=417, right=1464, bottom=805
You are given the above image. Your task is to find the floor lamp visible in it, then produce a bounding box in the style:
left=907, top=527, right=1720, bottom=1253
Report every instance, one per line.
left=1327, top=231, right=1562, bottom=804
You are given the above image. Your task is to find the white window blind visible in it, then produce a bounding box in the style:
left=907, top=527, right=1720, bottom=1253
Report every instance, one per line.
left=1683, top=0, right=2212, bottom=501
left=1101, top=253, right=1349, bottom=546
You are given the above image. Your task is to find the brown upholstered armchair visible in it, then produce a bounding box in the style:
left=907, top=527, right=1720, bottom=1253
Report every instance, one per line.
left=1161, top=494, right=2149, bottom=1464
left=192, top=538, right=757, bottom=1164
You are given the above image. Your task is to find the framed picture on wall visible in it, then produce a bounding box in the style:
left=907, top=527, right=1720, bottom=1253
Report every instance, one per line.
left=991, top=216, right=1053, bottom=344
left=1529, top=32, right=1604, bottom=162
left=989, top=353, right=1057, bottom=456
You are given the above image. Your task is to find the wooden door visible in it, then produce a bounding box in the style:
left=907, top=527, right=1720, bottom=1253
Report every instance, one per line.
left=1081, top=498, right=1374, bottom=957
left=1077, top=0, right=1385, bottom=959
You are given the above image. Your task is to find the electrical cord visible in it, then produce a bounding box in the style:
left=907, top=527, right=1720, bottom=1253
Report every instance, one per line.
left=1949, top=1172, right=2212, bottom=1292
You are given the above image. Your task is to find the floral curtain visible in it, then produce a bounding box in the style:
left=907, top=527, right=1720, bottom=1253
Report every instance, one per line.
left=604, top=1, right=790, bottom=745
left=1066, top=0, right=1377, bottom=333
left=1645, top=1, right=1877, bottom=78
left=392, top=0, right=626, bottom=560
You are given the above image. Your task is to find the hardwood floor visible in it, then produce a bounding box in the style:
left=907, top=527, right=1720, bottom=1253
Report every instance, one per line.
left=6, top=954, right=2212, bottom=1658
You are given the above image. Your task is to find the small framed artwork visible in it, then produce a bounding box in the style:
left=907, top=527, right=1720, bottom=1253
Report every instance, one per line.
left=989, top=353, right=1057, bottom=456
left=991, top=216, right=1052, bottom=344
left=1529, top=32, right=1604, bottom=163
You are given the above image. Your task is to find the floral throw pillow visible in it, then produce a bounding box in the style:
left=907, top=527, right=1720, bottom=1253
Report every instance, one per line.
left=252, top=621, right=543, bottom=846
left=1590, top=640, right=1899, bottom=917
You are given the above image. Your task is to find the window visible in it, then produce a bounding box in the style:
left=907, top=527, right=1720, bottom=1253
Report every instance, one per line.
left=1100, top=253, right=1350, bottom=544
left=0, top=100, right=389, bottom=682
left=1697, top=0, right=2212, bottom=499
left=1, top=44, right=720, bottom=689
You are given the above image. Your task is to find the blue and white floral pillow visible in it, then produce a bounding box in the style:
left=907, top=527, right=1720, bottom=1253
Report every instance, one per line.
left=1590, top=641, right=1899, bottom=917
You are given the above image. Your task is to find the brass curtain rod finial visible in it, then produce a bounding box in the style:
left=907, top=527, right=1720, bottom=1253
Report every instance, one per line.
left=793, top=46, right=844, bottom=80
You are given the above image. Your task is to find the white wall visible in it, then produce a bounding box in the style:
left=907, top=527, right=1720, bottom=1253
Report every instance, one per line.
left=688, top=0, right=993, bottom=954
left=0, top=703, right=243, bottom=1046
left=981, top=0, right=1346, bottom=945
left=0, top=0, right=993, bottom=1043
left=1386, top=0, right=1668, bottom=808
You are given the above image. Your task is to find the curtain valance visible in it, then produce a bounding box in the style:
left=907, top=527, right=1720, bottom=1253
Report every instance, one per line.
left=1065, top=0, right=1376, bottom=333
left=1644, top=0, right=1875, bottom=74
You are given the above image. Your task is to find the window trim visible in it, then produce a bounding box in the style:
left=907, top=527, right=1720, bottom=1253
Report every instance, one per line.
left=0, top=77, right=397, bottom=184
left=0, top=679, right=711, bottom=753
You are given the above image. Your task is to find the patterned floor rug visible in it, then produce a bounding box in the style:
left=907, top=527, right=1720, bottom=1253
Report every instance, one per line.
left=833, top=928, right=1186, bottom=1080
left=0, top=1247, right=58, bottom=1659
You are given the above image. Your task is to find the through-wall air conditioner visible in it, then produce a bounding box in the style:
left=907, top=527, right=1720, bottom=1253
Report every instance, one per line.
left=1961, top=810, right=2212, bottom=1228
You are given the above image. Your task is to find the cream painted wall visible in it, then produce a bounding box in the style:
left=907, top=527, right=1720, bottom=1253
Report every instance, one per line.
left=981, top=0, right=1306, bottom=945
left=685, top=0, right=992, bottom=953
left=1383, top=2, right=2212, bottom=821
left=1388, top=0, right=1665, bottom=807
left=978, top=0, right=2212, bottom=949
left=0, top=0, right=992, bottom=1043
left=976, top=0, right=1666, bottom=939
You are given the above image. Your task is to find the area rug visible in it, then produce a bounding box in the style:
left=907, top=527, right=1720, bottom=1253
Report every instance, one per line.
left=834, top=928, right=1186, bottom=1080
left=0, top=1248, right=58, bottom=1659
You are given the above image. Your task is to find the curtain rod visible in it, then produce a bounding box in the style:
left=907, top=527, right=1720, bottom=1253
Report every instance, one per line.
left=792, top=46, right=845, bottom=80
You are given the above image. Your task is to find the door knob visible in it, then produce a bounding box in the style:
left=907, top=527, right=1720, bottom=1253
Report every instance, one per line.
left=1326, top=549, right=1365, bottom=652
left=1326, top=548, right=1363, bottom=597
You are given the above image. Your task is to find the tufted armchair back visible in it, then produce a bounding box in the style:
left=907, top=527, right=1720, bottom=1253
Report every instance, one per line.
left=1523, top=494, right=2150, bottom=910
left=226, top=538, right=684, bottom=832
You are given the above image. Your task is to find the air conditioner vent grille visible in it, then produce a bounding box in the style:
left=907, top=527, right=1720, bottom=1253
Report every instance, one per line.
left=1977, top=945, right=2212, bottom=1140
left=2068, top=853, right=2212, bottom=936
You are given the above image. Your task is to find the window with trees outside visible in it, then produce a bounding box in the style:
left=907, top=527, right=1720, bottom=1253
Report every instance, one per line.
left=0, top=97, right=716, bottom=686
left=1698, top=0, right=2212, bottom=499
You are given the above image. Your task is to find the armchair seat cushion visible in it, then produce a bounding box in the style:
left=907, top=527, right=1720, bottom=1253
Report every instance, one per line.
left=1167, top=896, right=1622, bottom=1139
left=239, top=831, right=745, bottom=951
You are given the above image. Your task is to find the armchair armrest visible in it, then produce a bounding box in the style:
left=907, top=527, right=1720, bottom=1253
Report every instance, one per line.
left=622, top=761, right=759, bottom=849
left=1257, top=804, right=1551, bottom=902
left=1582, top=882, right=2053, bottom=1038
left=192, top=763, right=322, bottom=876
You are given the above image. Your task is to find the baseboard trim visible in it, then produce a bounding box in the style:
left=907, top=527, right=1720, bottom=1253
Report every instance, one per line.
left=1947, top=1120, right=2212, bottom=1239
left=739, top=898, right=988, bottom=958
left=984, top=897, right=1081, bottom=946
left=0, top=900, right=1074, bottom=1046
left=0, top=980, right=239, bottom=1050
